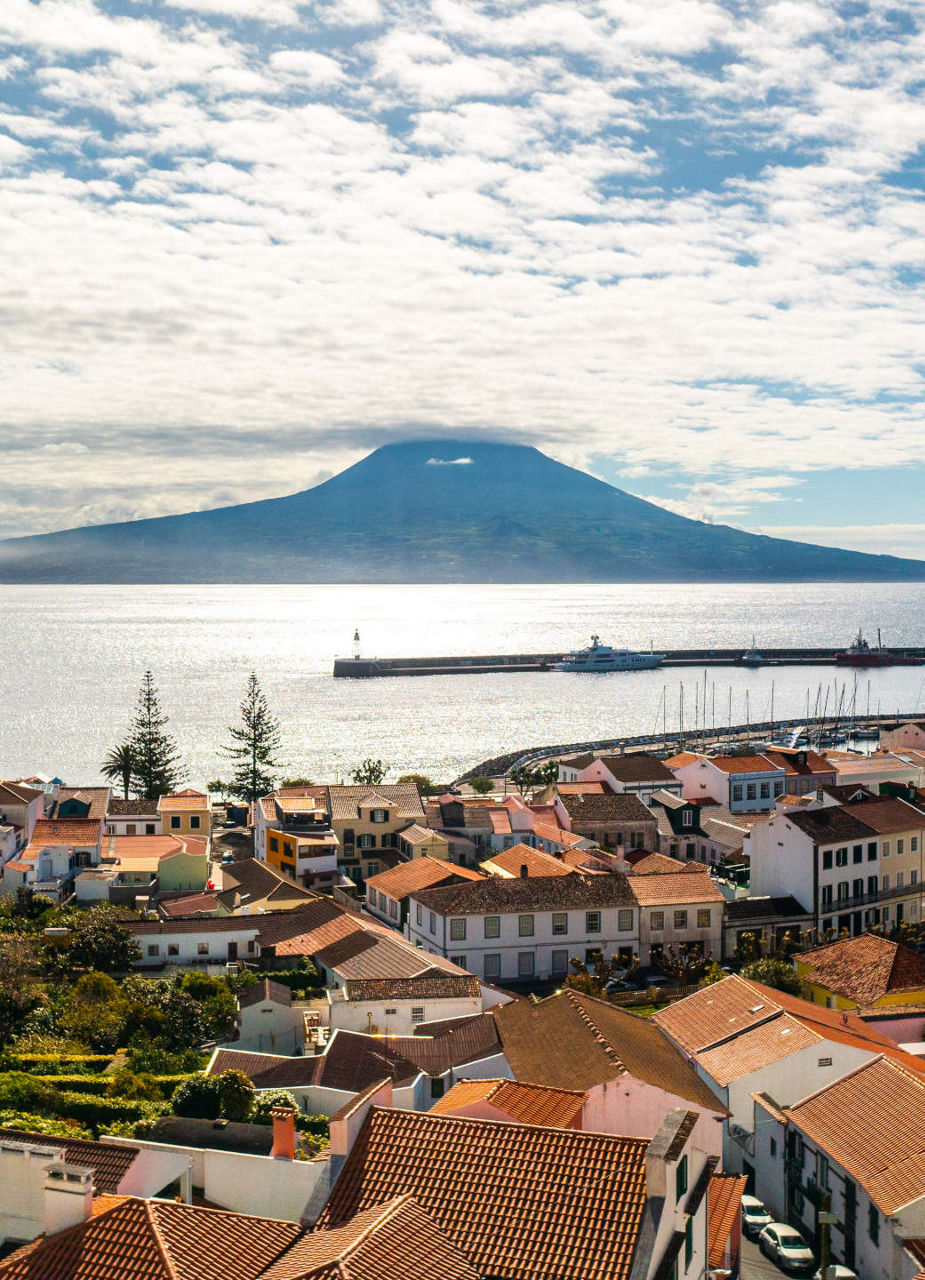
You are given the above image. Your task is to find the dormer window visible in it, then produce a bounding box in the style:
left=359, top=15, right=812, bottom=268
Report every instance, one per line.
left=682, top=810, right=693, bottom=827
left=370, top=809, right=388, bottom=824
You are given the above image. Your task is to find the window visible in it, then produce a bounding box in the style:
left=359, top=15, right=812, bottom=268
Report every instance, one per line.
left=685, top=843, right=695, bottom=859
left=674, top=909, right=688, bottom=929
left=746, top=783, right=757, bottom=800
left=430, top=1078, right=445, bottom=1099
left=684, top=1216, right=693, bottom=1271
left=897, top=872, right=905, bottom=888
left=697, top=909, right=710, bottom=928
left=429, top=911, right=436, bottom=935
left=868, top=842, right=877, bottom=860
left=450, top=955, right=466, bottom=968
left=484, top=953, right=501, bottom=979
left=913, top=870, right=919, bottom=885
left=170, top=815, right=181, bottom=830
left=384, top=1008, right=397, bottom=1016
left=585, top=911, right=601, bottom=933
left=551, top=949, right=568, bottom=975
left=818, top=1154, right=830, bottom=1189
left=682, top=810, right=692, bottom=827
left=882, top=875, right=890, bottom=891
left=281, top=861, right=295, bottom=877
left=732, top=784, right=743, bottom=801
left=913, top=837, right=920, bottom=852
left=552, top=912, right=568, bottom=935
left=190, top=815, right=201, bottom=830
left=853, top=845, right=863, bottom=863
left=770, top=1137, right=777, bottom=1157
left=367, top=888, right=378, bottom=908
left=651, top=911, right=664, bottom=931
left=269, top=836, right=279, bottom=852
left=774, top=781, right=784, bottom=796
left=883, top=906, right=891, bottom=924
left=518, top=951, right=535, bottom=978
left=760, top=782, right=770, bottom=799
left=882, top=841, right=891, bottom=857
left=675, top=1154, right=688, bottom=1199
left=837, top=881, right=849, bottom=900
left=868, top=1204, right=879, bottom=1245
left=389, top=899, right=399, bottom=920
left=821, top=885, right=833, bottom=907
left=853, top=878, right=863, bottom=898
left=519, top=914, right=534, bottom=937
left=450, top=918, right=467, bottom=941
left=484, top=916, right=501, bottom=939
left=618, top=909, right=633, bottom=932
left=835, top=847, right=848, bottom=867
left=416, top=902, right=423, bottom=926
left=585, top=948, right=601, bottom=965
left=343, top=828, right=355, bottom=846
left=197, top=942, right=208, bottom=955
left=898, top=838, right=905, bottom=855
left=868, top=875, right=878, bottom=894
left=818, top=1056, right=833, bottom=1067
left=168, top=943, right=179, bottom=956
left=365, top=861, right=380, bottom=877
left=411, top=1006, right=424, bottom=1023
left=147, top=944, right=159, bottom=957
left=370, top=808, right=388, bottom=823
left=822, top=850, right=833, bottom=870
left=357, top=834, right=375, bottom=849
left=381, top=832, right=398, bottom=848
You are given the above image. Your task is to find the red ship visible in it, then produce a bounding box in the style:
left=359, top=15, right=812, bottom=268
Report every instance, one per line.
left=835, top=628, right=923, bottom=667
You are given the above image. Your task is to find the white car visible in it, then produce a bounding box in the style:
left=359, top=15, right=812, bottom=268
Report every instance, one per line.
left=813, top=1268, right=857, bottom=1280
left=758, top=1223, right=816, bottom=1274
left=741, top=1195, right=772, bottom=1237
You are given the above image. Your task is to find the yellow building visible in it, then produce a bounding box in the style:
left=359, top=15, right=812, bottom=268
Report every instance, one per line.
left=158, top=789, right=211, bottom=838
left=327, top=784, right=426, bottom=884
left=397, top=824, right=450, bottom=861
left=796, top=933, right=925, bottom=1011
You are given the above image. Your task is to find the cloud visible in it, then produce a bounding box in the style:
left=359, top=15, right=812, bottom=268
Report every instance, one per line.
left=427, top=455, right=472, bottom=466
left=0, top=0, right=924, bottom=536
left=760, top=523, right=925, bottom=560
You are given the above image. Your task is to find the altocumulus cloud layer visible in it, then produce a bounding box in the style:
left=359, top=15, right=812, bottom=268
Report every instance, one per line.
left=1, top=0, right=925, bottom=540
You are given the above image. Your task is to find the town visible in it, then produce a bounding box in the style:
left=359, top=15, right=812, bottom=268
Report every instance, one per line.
left=4, top=710, right=925, bottom=1279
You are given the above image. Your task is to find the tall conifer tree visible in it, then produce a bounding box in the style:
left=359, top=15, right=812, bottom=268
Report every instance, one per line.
left=222, top=672, right=283, bottom=804
left=129, top=670, right=182, bottom=800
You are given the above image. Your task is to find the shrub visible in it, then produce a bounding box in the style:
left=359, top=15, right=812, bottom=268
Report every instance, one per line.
left=216, top=1070, right=254, bottom=1122
left=53, top=1092, right=158, bottom=1132
left=0, top=1110, right=93, bottom=1139
left=468, top=777, right=494, bottom=794
left=3, top=1053, right=112, bottom=1074
left=124, top=1043, right=206, bottom=1075
left=171, top=1075, right=223, bottom=1120
left=0, top=1072, right=59, bottom=1112
left=251, top=1088, right=299, bottom=1124
left=104, top=1069, right=166, bottom=1103
left=740, top=957, right=801, bottom=996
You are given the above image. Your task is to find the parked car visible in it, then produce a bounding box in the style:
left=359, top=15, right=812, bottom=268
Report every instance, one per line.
left=740, top=1195, right=772, bottom=1237
left=758, top=1224, right=816, bottom=1274
left=604, top=978, right=641, bottom=993
left=813, top=1267, right=857, bottom=1280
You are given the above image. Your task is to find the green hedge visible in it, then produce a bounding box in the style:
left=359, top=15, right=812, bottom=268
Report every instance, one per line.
left=53, top=1093, right=159, bottom=1129
left=3, top=1054, right=113, bottom=1075
left=38, top=1074, right=190, bottom=1100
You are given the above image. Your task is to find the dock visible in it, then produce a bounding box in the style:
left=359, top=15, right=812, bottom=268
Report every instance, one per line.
left=333, top=646, right=925, bottom=678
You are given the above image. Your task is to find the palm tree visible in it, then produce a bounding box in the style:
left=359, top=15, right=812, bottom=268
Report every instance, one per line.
left=102, top=742, right=135, bottom=799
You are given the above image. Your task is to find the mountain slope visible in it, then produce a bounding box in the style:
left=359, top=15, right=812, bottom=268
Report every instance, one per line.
left=0, top=439, right=921, bottom=583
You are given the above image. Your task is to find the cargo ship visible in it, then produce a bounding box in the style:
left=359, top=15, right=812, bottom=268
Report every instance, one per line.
left=835, top=628, right=923, bottom=668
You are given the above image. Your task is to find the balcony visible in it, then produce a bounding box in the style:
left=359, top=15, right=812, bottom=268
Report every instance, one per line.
left=821, top=881, right=920, bottom=912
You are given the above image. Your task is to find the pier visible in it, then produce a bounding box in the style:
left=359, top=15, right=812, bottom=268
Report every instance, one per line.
left=333, top=646, right=925, bottom=678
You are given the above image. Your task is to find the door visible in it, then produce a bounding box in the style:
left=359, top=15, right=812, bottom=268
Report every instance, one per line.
left=228, top=941, right=238, bottom=961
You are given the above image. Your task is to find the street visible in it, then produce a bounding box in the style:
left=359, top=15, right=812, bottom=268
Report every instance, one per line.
left=741, top=1235, right=793, bottom=1280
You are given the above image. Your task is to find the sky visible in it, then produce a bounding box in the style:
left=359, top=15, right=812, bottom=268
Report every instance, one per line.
left=1, top=0, right=925, bottom=555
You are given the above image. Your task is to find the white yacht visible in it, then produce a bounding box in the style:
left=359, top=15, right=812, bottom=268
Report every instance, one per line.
left=740, top=636, right=763, bottom=667
left=554, top=634, right=664, bottom=672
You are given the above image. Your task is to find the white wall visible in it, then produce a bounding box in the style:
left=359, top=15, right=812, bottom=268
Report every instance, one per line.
left=746, top=815, right=816, bottom=908
left=329, top=994, right=483, bottom=1037
left=580, top=1077, right=724, bottom=1158
left=129, top=924, right=260, bottom=967
left=236, top=998, right=305, bottom=1054
left=0, top=1140, right=66, bottom=1245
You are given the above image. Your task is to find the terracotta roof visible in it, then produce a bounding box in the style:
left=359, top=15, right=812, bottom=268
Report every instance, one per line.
left=158, top=790, right=210, bottom=811
left=160, top=892, right=220, bottom=917
left=554, top=782, right=608, bottom=794
left=705, top=756, right=783, bottom=775
left=221, top=858, right=316, bottom=907
left=664, top=753, right=704, bottom=768
left=480, top=844, right=574, bottom=878
left=631, top=853, right=709, bottom=875
left=262, top=1195, right=480, bottom=1280
left=695, top=1015, right=819, bottom=1086
left=398, top=824, right=448, bottom=844
left=320, top=934, right=438, bottom=981
left=530, top=821, right=586, bottom=849
left=842, top=796, right=925, bottom=834
left=318, top=1107, right=650, bottom=1280
left=49, top=787, right=111, bottom=820
left=238, top=978, right=293, bottom=1009
left=628, top=871, right=725, bottom=906
left=106, top=835, right=188, bottom=860
left=106, top=798, right=159, bottom=817
left=414, top=872, right=635, bottom=917
left=327, top=785, right=425, bottom=823
left=556, top=793, right=654, bottom=824
left=0, top=781, right=43, bottom=805
left=343, top=975, right=480, bottom=1001
left=430, top=1078, right=586, bottom=1128
left=707, top=1173, right=748, bottom=1268
left=594, top=754, right=679, bottom=784
left=798, top=933, right=925, bottom=1008
left=365, top=857, right=478, bottom=900
left=0, top=1129, right=138, bottom=1194
left=559, top=754, right=596, bottom=771
left=0, top=1195, right=302, bottom=1280
left=209, top=1048, right=325, bottom=1090
left=762, top=749, right=834, bottom=777
left=494, top=989, right=725, bottom=1113
left=781, top=806, right=876, bottom=844
left=725, top=895, right=810, bottom=922
left=786, top=1057, right=925, bottom=1213
left=29, top=818, right=101, bottom=845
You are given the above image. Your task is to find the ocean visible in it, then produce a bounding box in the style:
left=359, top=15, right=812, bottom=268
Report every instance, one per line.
left=3, top=582, right=925, bottom=788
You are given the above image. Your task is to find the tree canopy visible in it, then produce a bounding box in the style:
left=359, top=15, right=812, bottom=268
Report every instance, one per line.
left=128, top=670, right=182, bottom=799
left=221, top=672, right=284, bottom=804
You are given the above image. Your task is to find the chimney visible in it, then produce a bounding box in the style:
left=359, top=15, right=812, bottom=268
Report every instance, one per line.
left=271, top=1106, right=296, bottom=1160
left=43, top=1164, right=94, bottom=1236
left=520, top=864, right=529, bottom=878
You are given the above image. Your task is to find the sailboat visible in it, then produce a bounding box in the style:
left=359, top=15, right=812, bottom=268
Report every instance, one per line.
left=740, top=635, right=763, bottom=667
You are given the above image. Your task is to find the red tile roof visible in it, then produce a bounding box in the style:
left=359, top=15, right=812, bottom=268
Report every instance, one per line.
left=631, top=853, right=709, bottom=875
left=29, top=818, right=101, bottom=846
left=481, top=844, right=574, bottom=877
left=429, top=1078, right=585, bottom=1128
left=798, top=933, right=925, bottom=1008
left=365, top=857, right=480, bottom=900
left=318, top=1107, right=650, bottom=1280
left=707, top=1173, right=747, bottom=1268
left=786, top=1057, right=925, bottom=1213
left=0, top=1129, right=139, bottom=1194
left=628, top=871, right=725, bottom=906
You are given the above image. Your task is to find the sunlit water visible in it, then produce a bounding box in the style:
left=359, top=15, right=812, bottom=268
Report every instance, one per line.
left=3, top=583, right=925, bottom=787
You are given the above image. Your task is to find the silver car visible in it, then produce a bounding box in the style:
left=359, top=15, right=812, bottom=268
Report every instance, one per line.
left=758, top=1223, right=816, bottom=1274
left=741, top=1194, right=772, bottom=1237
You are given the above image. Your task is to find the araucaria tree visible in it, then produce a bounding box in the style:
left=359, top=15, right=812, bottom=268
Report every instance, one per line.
left=129, top=670, right=182, bottom=800
left=221, top=672, right=283, bottom=804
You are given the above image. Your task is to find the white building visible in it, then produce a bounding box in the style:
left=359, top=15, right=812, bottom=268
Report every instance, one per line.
left=407, top=873, right=640, bottom=984
left=561, top=753, right=683, bottom=804
left=667, top=753, right=786, bottom=813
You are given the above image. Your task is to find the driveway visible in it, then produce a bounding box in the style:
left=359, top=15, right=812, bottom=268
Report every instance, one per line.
left=741, top=1236, right=788, bottom=1280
